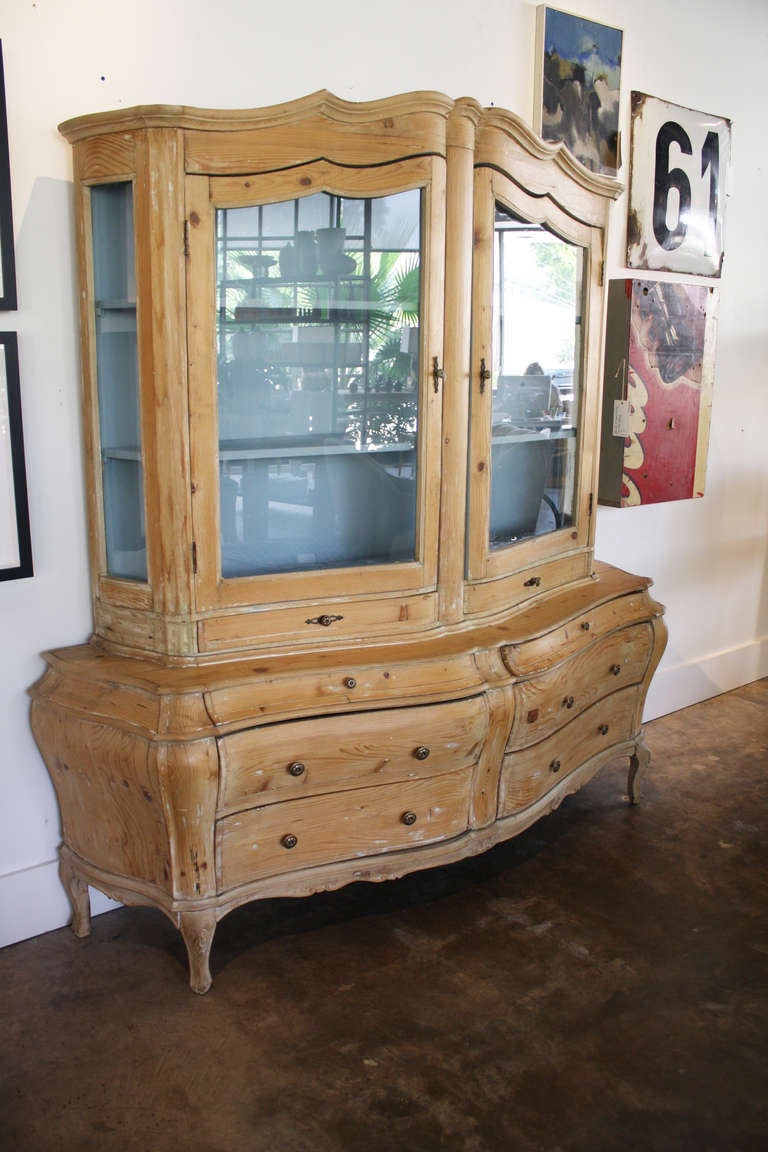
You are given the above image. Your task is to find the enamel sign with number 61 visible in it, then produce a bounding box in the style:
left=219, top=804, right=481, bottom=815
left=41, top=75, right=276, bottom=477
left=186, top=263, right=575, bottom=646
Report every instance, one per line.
left=627, top=92, right=731, bottom=277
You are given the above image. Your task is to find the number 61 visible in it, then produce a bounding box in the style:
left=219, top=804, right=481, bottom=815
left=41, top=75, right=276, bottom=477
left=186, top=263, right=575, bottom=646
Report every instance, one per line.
left=653, top=120, right=720, bottom=253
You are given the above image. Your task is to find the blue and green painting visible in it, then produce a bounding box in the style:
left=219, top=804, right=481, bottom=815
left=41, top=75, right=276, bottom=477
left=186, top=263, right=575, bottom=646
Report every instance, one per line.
left=539, top=7, right=623, bottom=175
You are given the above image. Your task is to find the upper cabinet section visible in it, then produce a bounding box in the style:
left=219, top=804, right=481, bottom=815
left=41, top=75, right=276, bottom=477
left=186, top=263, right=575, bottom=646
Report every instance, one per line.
left=463, top=116, right=619, bottom=616
left=60, top=92, right=620, bottom=660
left=186, top=155, right=446, bottom=629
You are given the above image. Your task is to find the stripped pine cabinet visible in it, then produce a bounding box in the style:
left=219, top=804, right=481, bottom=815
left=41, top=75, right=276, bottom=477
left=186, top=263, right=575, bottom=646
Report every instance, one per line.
left=30, top=92, right=666, bottom=992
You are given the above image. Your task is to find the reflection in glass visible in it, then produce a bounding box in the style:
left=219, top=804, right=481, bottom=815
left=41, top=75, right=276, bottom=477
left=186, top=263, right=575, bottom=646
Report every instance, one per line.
left=91, top=182, right=146, bottom=581
left=216, top=189, right=422, bottom=578
left=488, top=203, right=584, bottom=550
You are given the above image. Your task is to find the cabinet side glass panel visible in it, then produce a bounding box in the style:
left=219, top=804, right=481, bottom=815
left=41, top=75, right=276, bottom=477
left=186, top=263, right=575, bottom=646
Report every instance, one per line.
left=91, top=182, right=146, bottom=581
left=487, top=204, right=585, bottom=551
left=216, top=189, right=421, bottom=578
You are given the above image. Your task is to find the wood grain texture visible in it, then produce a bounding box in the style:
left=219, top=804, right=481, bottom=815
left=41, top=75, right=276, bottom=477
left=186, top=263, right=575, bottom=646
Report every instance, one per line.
left=216, top=766, right=474, bottom=889
left=42, top=92, right=666, bottom=991
left=30, top=699, right=172, bottom=890
left=218, top=695, right=487, bottom=816
left=464, top=553, right=591, bottom=618
left=499, top=686, right=642, bottom=817
left=506, top=622, right=654, bottom=750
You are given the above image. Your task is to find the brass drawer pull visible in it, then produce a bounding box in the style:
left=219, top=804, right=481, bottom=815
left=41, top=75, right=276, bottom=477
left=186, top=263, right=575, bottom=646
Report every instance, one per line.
left=414, top=746, right=431, bottom=761
left=401, top=811, right=418, bottom=826
left=524, top=576, right=542, bottom=587
left=550, top=759, right=561, bottom=773
left=281, top=834, right=298, bottom=849
left=287, top=761, right=306, bottom=777
left=344, top=677, right=357, bottom=689
left=610, top=664, right=621, bottom=676
left=306, top=613, right=343, bottom=627
left=563, top=695, right=575, bottom=709
left=598, top=723, right=609, bottom=735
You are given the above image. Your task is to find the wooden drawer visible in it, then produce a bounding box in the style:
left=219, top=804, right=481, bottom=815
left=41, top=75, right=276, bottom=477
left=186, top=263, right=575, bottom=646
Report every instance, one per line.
left=501, top=590, right=658, bottom=678
left=464, top=552, right=590, bottom=619
left=216, top=766, right=474, bottom=888
left=205, top=653, right=482, bottom=730
left=198, top=592, right=438, bottom=653
left=499, top=686, right=641, bottom=817
left=506, top=622, right=653, bottom=750
left=218, top=695, right=487, bottom=816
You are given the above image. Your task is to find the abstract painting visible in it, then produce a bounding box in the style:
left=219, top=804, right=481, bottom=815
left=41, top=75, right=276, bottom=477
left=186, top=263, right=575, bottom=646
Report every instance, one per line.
left=534, top=6, right=623, bottom=175
left=599, top=279, right=718, bottom=508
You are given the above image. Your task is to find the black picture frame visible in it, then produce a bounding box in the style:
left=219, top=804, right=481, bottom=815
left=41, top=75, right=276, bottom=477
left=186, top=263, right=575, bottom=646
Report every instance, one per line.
left=0, top=332, right=32, bottom=580
left=0, top=42, right=17, bottom=311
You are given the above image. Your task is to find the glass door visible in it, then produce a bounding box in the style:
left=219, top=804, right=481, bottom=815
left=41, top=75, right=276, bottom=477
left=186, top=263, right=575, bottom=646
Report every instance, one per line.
left=90, top=181, right=146, bottom=582
left=467, top=167, right=596, bottom=586
left=187, top=158, right=445, bottom=612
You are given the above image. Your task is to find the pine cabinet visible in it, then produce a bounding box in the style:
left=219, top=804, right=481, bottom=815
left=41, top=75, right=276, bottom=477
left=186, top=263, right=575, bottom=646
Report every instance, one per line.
left=30, top=92, right=666, bottom=992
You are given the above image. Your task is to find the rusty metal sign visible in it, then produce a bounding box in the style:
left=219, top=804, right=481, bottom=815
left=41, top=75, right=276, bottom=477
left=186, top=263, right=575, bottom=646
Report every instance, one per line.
left=627, top=92, right=731, bottom=277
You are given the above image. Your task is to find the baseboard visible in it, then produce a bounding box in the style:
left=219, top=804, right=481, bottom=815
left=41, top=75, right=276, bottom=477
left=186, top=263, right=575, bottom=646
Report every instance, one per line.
left=0, top=858, right=120, bottom=950
left=643, top=635, right=768, bottom=721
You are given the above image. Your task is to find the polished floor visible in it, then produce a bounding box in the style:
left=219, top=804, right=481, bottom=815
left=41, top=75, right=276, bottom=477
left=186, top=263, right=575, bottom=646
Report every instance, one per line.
left=1, top=679, right=766, bottom=1152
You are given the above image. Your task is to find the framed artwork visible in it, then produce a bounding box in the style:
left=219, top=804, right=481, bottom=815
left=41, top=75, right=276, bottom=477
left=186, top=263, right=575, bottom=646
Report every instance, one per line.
left=599, top=279, right=718, bottom=507
left=534, top=6, right=623, bottom=175
left=0, top=332, right=32, bottom=580
left=627, top=92, right=731, bottom=277
left=0, top=43, right=16, bottom=310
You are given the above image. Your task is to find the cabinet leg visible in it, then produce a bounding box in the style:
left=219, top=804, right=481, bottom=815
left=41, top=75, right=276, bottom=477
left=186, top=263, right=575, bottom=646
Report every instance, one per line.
left=628, top=735, right=651, bottom=805
left=179, top=910, right=217, bottom=994
left=59, top=851, right=91, bottom=938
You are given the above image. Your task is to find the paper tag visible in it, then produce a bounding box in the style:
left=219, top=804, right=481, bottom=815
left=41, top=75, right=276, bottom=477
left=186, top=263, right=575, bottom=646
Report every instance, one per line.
left=612, top=399, right=631, bottom=437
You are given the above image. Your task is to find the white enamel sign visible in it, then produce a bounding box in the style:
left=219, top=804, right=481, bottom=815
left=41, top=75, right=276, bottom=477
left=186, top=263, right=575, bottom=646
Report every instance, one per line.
left=627, top=92, right=731, bottom=277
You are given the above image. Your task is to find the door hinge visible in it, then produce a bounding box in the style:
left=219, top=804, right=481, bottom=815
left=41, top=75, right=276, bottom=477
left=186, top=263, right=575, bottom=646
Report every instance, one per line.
left=191, top=540, right=198, bottom=574
left=184, top=219, right=190, bottom=258
left=599, top=261, right=605, bottom=286
left=588, top=492, right=594, bottom=516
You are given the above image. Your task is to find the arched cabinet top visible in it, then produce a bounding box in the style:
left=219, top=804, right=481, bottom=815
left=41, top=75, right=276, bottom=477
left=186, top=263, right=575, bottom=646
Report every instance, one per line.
left=60, top=90, right=622, bottom=214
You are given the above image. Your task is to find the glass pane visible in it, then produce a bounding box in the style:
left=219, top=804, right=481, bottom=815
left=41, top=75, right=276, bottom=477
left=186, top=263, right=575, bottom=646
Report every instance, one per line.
left=216, top=189, right=421, bottom=578
left=91, top=183, right=146, bottom=581
left=488, top=203, right=584, bottom=550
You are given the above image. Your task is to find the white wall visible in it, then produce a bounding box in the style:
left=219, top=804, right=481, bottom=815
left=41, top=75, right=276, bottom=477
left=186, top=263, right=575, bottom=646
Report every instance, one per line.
left=1, top=0, right=766, bottom=948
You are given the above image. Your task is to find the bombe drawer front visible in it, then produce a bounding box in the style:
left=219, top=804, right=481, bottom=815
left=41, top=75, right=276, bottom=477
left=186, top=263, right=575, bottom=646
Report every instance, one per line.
left=506, top=623, right=653, bottom=751
left=499, top=686, right=642, bottom=817
left=218, top=696, right=487, bottom=815
left=216, top=766, right=474, bottom=888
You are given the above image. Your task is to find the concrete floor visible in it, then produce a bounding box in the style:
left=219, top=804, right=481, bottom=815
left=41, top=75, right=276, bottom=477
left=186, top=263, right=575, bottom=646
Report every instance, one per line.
left=1, top=679, right=766, bottom=1152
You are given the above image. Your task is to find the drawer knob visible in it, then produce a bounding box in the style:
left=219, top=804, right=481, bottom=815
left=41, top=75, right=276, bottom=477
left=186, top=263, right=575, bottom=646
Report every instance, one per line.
left=281, top=834, right=298, bottom=849
left=414, top=746, right=431, bottom=761
left=401, top=811, right=418, bottom=826
left=550, top=759, right=561, bottom=773
left=524, top=576, right=542, bottom=587
left=563, top=695, right=575, bottom=709
left=287, top=761, right=306, bottom=777
left=306, top=613, right=343, bottom=627
left=610, top=664, right=621, bottom=676
left=581, top=621, right=591, bottom=631
left=344, top=677, right=357, bottom=689
left=598, top=723, right=609, bottom=735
